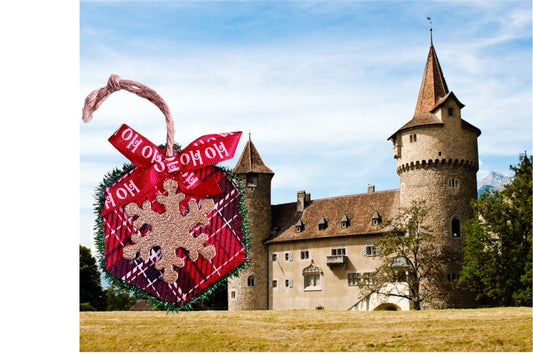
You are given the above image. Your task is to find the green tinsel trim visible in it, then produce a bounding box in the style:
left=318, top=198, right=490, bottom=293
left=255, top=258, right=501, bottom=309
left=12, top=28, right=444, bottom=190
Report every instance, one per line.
left=92, top=160, right=250, bottom=313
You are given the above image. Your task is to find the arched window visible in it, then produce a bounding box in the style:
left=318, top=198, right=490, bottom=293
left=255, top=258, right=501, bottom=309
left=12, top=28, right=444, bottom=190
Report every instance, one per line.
left=452, top=218, right=461, bottom=238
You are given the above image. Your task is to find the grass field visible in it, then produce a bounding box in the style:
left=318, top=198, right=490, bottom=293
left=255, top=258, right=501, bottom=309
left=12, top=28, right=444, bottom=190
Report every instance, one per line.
left=80, top=307, right=532, bottom=352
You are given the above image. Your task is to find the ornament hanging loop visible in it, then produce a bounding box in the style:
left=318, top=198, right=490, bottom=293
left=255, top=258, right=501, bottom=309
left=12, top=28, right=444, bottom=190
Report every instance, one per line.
left=82, top=74, right=175, bottom=157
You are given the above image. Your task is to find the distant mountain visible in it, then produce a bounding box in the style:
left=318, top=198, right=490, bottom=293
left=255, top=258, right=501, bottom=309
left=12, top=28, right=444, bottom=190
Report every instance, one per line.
left=477, top=171, right=512, bottom=195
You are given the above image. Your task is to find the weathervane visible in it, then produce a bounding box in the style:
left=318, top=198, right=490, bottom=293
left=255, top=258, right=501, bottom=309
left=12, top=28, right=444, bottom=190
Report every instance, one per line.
left=427, top=16, right=433, bottom=44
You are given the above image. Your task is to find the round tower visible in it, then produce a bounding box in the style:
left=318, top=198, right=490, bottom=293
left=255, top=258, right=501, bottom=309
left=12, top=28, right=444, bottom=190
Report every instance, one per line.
left=227, top=136, right=274, bottom=310
left=388, top=35, right=481, bottom=307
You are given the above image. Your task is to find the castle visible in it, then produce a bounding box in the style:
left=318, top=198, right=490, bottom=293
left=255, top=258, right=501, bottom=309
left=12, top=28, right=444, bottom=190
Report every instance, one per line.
left=227, top=33, right=481, bottom=311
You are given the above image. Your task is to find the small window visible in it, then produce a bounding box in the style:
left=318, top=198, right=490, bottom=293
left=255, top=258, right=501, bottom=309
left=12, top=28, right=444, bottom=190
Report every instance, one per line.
left=318, top=217, right=327, bottom=230
left=341, top=213, right=350, bottom=229
left=295, top=219, right=304, bottom=233
left=270, top=280, right=278, bottom=288
left=270, top=253, right=278, bottom=262
left=331, top=243, right=346, bottom=256
left=448, top=273, right=459, bottom=282
left=448, top=107, right=454, bottom=116
left=452, top=218, right=461, bottom=238
left=247, top=276, right=255, bottom=287
left=347, top=272, right=361, bottom=286
left=300, top=246, right=310, bottom=260
left=246, top=174, right=258, bottom=187
left=409, top=134, right=417, bottom=143
left=362, top=240, right=376, bottom=256
left=230, top=290, right=236, bottom=299
left=362, top=272, right=375, bottom=285
left=371, top=211, right=382, bottom=226
left=284, top=252, right=293, bottom=262
left=366, top=245, right=375, bottom=256
left=285, top=279, right=293, bottom=288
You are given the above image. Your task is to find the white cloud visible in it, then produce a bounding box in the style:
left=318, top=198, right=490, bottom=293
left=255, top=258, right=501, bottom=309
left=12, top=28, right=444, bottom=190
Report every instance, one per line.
left=79, top=1, right=532, bottom=249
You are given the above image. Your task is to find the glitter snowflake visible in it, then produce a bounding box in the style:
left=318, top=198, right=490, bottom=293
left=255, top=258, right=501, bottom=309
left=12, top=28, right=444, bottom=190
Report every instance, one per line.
left=122, top=179, right=216, bottom=284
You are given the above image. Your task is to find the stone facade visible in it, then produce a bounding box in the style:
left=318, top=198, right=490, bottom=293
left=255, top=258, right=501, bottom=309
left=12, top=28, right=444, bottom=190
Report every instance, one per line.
left=227, top=140, right=273, bottom=311
left=228, top=38, right=481, bottom=311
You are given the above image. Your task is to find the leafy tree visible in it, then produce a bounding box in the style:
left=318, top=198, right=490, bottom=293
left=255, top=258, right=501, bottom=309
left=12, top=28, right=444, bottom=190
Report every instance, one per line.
left=105, top=284, right=137, bottom=311
left=460, top=153, right=532, bottom=306
left=80, top=244, right=107, bottom=311
left=369, top=200, right=447, bottom=310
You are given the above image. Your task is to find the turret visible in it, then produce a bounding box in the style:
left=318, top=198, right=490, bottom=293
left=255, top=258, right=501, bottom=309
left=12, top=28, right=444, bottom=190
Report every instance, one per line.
left=227, top=136, right=274, bottom=310
left=388, top=33, right=481, bottom=307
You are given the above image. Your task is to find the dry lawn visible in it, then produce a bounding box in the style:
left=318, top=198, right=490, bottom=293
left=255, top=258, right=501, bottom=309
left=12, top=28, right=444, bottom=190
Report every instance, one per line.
left=80, top=307, right=532, bottom=352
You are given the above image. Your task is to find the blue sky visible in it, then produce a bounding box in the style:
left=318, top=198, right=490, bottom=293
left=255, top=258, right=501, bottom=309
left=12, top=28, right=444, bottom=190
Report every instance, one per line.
left=79, top=0, right=532, bottom=255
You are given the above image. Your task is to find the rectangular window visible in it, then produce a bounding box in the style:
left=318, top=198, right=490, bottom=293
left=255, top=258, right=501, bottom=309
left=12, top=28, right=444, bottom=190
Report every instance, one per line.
left=270, top=280, right=278, bottom=288
left=247, top=276, right=255, bottom=287
left=285, top=279, right=293, bottom=288
left=347, top=272, right=356, bottom=286
left=448, top=273, right=459, bottom=282
left=304, top=274, right=320, bottom=289
left=363, top=272, right=375, bottom=285
left=362, top=240, right=376, bottom=256
left=348, top=272, right=364, bottom=286
left=300, top=246, right=309, bottom=260
left=230, top=290, right=236, bottom=299
left=331, top=243, right=346, bottom=256
left=270, top=253, right=278, bottom=262
left=246, top=174, right=258, bottom=187
left=284, top=252, right=293, bottom=261
left=448, top=107, right=454, bottom=116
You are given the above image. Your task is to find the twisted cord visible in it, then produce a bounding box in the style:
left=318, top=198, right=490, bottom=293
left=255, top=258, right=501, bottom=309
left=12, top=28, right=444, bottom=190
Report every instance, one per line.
left=82, top=74, right=175, bottom=157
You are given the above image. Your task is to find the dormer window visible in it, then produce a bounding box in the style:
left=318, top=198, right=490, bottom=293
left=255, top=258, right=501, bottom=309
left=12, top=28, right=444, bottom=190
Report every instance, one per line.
left=340, top=213, right=350, bottom=229
left=372, top=211, right=382, bottom=226
left=246, top=174, right=258, bottom=187
left=318, top=217, right=327, bottom=231
left=295, top=219, right=304, bottom=233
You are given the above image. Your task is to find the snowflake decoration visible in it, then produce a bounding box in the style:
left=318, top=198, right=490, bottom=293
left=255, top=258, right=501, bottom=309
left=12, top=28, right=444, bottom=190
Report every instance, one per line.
left=122, top=179, right=216, bottom=284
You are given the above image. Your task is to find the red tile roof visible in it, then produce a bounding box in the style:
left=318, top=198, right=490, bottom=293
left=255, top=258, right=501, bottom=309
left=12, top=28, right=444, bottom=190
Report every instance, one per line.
left=232, top=139, right=274, bottom=175
left=266, top=189, right=400, bottom=244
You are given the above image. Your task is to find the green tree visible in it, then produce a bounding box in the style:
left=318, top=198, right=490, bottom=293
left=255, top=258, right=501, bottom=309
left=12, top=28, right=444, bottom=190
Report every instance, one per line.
left=369, top=200, right=447, bottom=310
left=80, top=244, right=107, bottom=311
left=105, top=284, right=137, bottom=311
left=460, top=153, right=532, bottom=306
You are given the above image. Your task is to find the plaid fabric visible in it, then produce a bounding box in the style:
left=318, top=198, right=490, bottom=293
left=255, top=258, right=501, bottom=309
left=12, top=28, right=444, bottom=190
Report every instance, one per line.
left=102, top=165, right=246, bottom=306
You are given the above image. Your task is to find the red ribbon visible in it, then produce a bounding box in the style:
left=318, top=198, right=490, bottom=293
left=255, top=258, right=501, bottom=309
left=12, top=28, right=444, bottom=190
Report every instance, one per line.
left=101, top=124, right=242, bottom=216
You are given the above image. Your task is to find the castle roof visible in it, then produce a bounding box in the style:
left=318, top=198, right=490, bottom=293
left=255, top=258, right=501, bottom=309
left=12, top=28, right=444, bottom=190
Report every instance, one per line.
left=266, top=189, right=400, bottom=244
left=414, top=41, right=449, bottom=116
left=388, top=39, right=480, bottom=140
left=232, top=138, right=274, bottom=175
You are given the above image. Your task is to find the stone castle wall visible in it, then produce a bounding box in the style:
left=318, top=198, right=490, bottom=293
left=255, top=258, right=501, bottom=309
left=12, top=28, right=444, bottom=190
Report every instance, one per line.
left=227, top=173, right=272, bottom=310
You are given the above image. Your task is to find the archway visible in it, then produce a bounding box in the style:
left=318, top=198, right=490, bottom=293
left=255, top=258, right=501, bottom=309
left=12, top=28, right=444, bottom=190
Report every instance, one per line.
left=373, top=303, right=400, bottom=311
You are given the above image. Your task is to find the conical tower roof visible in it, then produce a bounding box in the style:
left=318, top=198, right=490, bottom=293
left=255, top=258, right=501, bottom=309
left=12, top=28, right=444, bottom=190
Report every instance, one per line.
left=233, top=137, right=274, bottom=175
left=388, top=34, right=471, bottom=140
left=413, top=37, right=449, bottom=117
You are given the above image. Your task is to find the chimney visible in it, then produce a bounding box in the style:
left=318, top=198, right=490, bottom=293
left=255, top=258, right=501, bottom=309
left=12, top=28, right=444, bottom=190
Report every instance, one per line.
left=297, top=190, right=310, bottom=212
left=368, top=184, right=375, bottom=193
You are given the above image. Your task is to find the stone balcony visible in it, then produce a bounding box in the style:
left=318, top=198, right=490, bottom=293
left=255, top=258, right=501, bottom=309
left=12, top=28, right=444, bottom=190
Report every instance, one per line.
left=326, top=255, right=346, bottom=266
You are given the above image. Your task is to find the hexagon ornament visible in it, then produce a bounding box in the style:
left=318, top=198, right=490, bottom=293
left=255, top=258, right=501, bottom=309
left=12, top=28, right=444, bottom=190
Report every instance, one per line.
left=82, top=75, right=248, bottom=311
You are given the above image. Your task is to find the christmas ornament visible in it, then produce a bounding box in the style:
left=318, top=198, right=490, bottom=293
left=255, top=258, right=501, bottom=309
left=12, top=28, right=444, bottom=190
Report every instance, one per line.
left=82, top=75, right=248, bottom=311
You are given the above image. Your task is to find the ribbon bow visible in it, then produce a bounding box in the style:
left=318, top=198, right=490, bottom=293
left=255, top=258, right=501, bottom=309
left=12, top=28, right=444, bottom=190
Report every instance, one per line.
left=81, top=75, right=242, bottom=217
left=101, top=124, right=241, bottom=216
